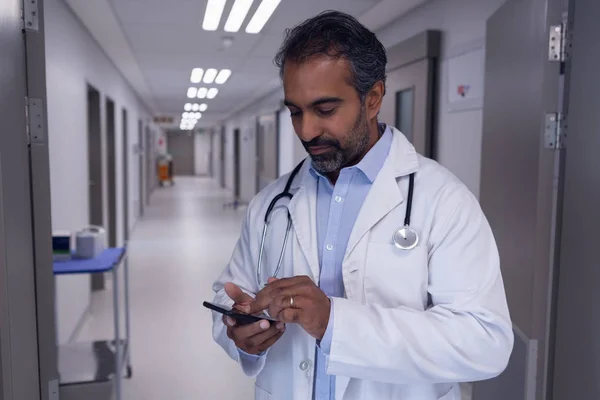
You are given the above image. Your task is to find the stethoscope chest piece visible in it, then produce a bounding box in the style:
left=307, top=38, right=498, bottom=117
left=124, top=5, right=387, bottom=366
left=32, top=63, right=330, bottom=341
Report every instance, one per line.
left=392, top=225, right=419, bottom=250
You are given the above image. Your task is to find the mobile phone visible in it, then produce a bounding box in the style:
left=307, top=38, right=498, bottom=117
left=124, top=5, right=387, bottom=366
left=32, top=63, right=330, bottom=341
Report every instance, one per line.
left=203, top=301, right=276, bottom=325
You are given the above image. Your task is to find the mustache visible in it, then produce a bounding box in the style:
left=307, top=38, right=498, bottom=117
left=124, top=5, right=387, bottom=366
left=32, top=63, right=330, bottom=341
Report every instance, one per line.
left=302, top=136, right=340, bottom=149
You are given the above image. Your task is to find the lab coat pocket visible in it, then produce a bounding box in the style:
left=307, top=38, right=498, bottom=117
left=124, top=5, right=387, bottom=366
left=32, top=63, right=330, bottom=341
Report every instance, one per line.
left=254, top=384, right=271, bottom=399
left=363, top=242, right=428, bottom=309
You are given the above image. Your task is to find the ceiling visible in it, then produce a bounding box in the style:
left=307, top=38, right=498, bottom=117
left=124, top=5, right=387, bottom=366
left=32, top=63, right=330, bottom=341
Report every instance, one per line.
left=65, top=0, right=429, bottom=128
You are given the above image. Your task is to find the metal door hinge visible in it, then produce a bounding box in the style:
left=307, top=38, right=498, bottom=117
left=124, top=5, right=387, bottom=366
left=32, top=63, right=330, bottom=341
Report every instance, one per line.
left=26, top=97, right=45, bottom=144
left=23, top=0, right=40, bottom=31
left=549, top=20, right=571, bottom=62
left=544, top=113, right=567, bottom=149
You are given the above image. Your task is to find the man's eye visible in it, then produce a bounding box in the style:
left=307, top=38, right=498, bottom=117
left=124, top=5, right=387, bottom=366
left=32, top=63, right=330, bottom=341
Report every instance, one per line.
left=290, top=110, right=302, bottom=117
left=317, top=108, right=335, bottom=116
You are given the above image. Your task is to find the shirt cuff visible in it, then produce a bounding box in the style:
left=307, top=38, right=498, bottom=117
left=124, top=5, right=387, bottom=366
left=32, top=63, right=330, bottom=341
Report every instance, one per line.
left=318, top=298, right=335, bottom=355
left=237, top=347, right=264, bottom=362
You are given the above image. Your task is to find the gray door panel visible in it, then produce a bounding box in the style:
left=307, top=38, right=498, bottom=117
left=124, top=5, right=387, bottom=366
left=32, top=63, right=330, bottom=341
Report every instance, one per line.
left=474, top=0, right=568, bottom=399
left=0, top=0, right=44, bottom=398
left=551, top=0, right=600, bottom=397
left=167, top=131, right=195, bottom=176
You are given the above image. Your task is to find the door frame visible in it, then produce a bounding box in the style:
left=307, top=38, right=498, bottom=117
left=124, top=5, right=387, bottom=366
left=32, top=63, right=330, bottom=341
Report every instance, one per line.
left=138, top=120, right=144, bottom=218
left=383, top=30, right=440, bottom=159
left=233, top=128, right=241, bottom=199
left=122, top=108, right=129, bottom=242
left=105, top=97, right=117, bottom=247
left=1, top=0, right=59, bottom=398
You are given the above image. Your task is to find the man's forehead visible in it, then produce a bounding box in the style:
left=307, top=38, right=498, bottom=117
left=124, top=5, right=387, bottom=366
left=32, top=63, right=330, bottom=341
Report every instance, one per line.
left=282, top=56, right=354, bottom=103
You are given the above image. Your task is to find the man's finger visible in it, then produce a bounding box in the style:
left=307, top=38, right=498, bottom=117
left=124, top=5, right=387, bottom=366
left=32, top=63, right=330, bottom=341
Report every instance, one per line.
left=231, top=318, right=272, bottom=340
left=255, top=330, right=285, bottom=354
left=277, top=308, right=303, bottom=324
left=241, top=279, right=311, bottom=314
left=268, top=294, right=308, bottom=319
left=243, top=323, right=286, bottom=349
left=224, top=282, right=254, bottom=304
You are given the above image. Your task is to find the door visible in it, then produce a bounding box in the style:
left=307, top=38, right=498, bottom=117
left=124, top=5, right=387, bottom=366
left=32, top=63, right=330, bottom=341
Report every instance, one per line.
left=167, top=131, right=195, bottom=175
left=233, top=128, right=241, bottom=200
left=256, top=114, right=278, bottom=191
left=1, top=0, right=56, bottom=398
left=87, top=86, right=103, bottom=227
left=379, top=30, right=440, bottom=159
left=220, top=127, right=226, bottom=188
left=122, top=109, right=129, bottom=241
left=106, top=98, right=117, bottom=247
left=138, top=120, right=144, bottom=217
left=472, top=0, right=568, bottom=399
left=551, top=0, right=600, bottom=398
left=145, top=127, right=153, bottom=205
left=388, top=59, right=435, bottom=158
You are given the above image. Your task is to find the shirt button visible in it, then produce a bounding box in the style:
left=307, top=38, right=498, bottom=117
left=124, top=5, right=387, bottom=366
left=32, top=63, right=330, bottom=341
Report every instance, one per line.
left=334, top=196, right=342, bottom=203
left=326, top=244, right=333, bottom=251
left=299, top=361, right=310, bottom=371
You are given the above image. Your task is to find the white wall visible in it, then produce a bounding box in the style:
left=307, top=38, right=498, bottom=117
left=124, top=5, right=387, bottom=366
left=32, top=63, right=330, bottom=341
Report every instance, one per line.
left=45, top=0, right=158, bottom=344
left=194, top=132, right=211, bottom=176
left=376, top=0, right=507, bottom=197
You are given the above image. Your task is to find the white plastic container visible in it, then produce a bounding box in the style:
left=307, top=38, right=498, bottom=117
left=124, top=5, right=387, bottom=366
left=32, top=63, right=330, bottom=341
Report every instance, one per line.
left=75, top=226, right=106, bottom=259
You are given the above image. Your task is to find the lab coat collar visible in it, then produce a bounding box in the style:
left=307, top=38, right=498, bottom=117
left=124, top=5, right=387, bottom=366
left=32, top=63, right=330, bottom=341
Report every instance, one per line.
left=289, top=126, right=419, bottom=190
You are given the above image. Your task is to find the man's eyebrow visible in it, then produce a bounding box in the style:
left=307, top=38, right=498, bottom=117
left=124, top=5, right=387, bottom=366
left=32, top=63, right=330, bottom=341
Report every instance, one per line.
left=283, top=97, right=343, bottom=109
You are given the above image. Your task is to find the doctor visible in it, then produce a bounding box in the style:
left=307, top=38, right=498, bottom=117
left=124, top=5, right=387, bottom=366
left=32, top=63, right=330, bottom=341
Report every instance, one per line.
left=211, top=10, right=513, bottom=400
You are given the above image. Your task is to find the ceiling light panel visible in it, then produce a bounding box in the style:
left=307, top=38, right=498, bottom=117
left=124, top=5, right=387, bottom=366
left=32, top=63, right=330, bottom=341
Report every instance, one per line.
left=197, top=87, right=208, bottom=99
left=184, top=103, right=192, bottom=111
left=187, top=87, right=198, bottom=98
left=191, top=68, right=204, bottom=83
left=200, top=104, right=208, bottom=112
left=192, top=104, right=200, bottom=111
left=203, top=68, right=218, bottom=84
left=203, top=0, right=227, bottom=31
left=224, top=0, right=254, bottom=33
left=207, top=88, right=219, bottom=99
left=246, top=0, right=281, bottom=34
left=215, top=69, right=231, bottom=84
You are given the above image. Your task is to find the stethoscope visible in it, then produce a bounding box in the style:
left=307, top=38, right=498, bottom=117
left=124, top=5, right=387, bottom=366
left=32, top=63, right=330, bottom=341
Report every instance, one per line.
left=256, top=160, right=419, bottom=287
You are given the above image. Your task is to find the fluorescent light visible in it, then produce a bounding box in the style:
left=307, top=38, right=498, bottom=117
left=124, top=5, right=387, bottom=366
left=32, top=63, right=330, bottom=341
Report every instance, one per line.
left=215, top=69, right=231, bottom=84
left=246, top=0, right=280, bottom=34
left=202, top=0, right=227, bottom=31
left=197, top=87, right=208, bottom=99
left=191, top=68, right=204, bottom=83
left=203, top=68, right=218, bottom=84
left=182, top=112, right=190, bottom=119
left=207, top=88, right=219, bottom=99
left=187, top=87, right=198, bottom=98
left=194, top=112, right=202, bottom=119
left=225, top=0, right=254, bottom=32
left=200, top=103, right=208, bottom=112
left=192, top=104, right=200, bottom=111
left=184, top=103, right=192, bottom=111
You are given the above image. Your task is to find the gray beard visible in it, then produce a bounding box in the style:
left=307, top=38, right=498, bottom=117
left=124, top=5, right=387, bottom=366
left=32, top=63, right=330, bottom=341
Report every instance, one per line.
left=310, top=109, right=370, bottom=174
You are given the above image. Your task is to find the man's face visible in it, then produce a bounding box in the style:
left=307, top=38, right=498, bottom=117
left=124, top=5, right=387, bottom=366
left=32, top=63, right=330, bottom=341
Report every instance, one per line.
left=282, top=56, right=371, bottom=174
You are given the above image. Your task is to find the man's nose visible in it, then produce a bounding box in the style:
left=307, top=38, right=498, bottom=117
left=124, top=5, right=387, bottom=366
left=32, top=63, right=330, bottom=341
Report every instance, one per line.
left=297, top=113, right=321, bottom=143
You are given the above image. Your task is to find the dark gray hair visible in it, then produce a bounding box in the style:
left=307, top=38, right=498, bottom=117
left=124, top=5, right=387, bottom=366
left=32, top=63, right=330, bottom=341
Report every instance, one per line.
left=274, top=10, right=388, bottom=101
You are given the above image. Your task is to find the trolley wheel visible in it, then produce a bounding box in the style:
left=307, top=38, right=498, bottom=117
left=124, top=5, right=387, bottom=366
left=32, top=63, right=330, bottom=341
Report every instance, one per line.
left=126, top=365, right=133, bottom=378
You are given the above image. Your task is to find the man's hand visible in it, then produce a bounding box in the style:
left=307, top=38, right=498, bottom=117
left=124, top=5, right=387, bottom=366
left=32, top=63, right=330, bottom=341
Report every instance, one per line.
left=237, top=276, right=331, bottom=340
left=223, top=282, right=286, bottom=355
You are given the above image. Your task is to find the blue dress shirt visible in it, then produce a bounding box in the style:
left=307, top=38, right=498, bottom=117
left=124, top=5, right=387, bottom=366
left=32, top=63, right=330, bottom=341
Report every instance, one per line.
left=237, top=125, right=393, bottom=400
left=311, top=125, right=392, bottom=400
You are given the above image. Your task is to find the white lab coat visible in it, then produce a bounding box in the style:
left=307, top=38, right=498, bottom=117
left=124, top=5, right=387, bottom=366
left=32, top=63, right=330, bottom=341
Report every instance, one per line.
left=212, top=127, right=514, bottom=400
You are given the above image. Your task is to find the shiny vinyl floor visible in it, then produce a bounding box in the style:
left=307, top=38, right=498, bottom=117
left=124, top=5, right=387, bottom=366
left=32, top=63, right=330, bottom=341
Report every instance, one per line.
left=75, top=176, right=472, bottom=400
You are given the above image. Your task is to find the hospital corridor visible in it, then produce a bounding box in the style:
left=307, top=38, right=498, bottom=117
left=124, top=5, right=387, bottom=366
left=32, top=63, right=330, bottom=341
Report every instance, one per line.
left=75, top=177, right=255, bottom=400
left=1, top=0, right=600, bottom=400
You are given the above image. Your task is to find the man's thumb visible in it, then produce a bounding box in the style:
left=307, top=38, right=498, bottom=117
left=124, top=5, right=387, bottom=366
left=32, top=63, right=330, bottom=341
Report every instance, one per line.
left=224, top=282, right=252, bottom=303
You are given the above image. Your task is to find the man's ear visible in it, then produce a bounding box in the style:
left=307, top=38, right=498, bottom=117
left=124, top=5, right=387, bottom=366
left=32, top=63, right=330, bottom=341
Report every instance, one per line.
left=366, top=81, right=385, bottom=120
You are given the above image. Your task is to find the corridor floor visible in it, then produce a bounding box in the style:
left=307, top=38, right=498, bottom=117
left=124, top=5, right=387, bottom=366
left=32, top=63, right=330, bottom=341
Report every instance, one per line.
left=76, top=176, right=472, bottom=400
left=77, top=177, right=255, bottom=400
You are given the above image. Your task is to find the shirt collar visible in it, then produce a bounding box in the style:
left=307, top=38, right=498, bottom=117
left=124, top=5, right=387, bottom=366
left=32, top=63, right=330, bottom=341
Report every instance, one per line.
left=309, top=123, right=393, bottom=183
